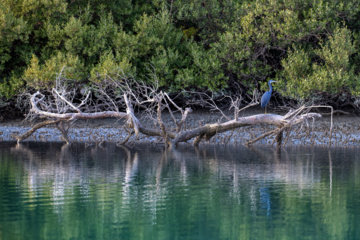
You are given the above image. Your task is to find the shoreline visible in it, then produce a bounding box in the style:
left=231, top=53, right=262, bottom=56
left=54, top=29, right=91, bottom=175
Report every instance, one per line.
left=1, top=110, right=360, bottom=147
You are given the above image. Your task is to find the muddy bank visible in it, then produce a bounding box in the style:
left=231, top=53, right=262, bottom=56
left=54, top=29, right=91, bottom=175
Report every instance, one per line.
left=0, top=110, right=360, bottom=146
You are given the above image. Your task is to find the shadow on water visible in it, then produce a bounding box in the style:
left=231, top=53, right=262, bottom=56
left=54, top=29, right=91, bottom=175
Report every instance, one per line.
left=0, top=142, right=360, bottom=240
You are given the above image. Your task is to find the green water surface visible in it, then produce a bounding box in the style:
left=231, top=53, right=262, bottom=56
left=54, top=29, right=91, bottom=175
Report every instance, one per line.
left=0, top=142, right=359, bottom=240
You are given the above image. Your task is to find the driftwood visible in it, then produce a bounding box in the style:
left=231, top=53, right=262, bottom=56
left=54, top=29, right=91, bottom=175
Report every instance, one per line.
left=13, top=74, right=329, bottom=147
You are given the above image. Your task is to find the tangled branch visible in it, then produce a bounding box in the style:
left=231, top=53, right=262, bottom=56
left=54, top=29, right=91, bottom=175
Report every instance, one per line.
left=14, top=73, right=328, bottom=147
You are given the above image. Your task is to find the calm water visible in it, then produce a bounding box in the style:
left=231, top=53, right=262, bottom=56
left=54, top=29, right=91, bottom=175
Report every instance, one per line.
left=0, top=142, right=360, bottom=240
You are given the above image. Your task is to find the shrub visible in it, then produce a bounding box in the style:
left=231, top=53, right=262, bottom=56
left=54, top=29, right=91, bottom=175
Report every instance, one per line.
left=90, top=51, right=133, bottom=83
left=280, top=27, right=359, bottom=100
left=23, top=53, right=86, bottom=89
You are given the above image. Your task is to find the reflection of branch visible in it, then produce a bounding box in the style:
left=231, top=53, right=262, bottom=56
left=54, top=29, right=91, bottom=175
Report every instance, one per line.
left=11, top=143, right=37, bottom=161
left=118, top=145, right=139, bottom=188
left=328, top=149, right=332, bottom=197
left=11, top=142, right=71, bottom=164
left=156, top=151, right=167, bottom=187
left=59, top=143, right=71, bottom=164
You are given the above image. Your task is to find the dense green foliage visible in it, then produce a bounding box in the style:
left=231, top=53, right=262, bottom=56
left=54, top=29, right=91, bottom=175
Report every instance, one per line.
left=1, top=0, right=360, bottom=106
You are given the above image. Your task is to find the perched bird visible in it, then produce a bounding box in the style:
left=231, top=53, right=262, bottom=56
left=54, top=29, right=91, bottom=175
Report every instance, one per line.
left=261, top=80, right=276, bottom=114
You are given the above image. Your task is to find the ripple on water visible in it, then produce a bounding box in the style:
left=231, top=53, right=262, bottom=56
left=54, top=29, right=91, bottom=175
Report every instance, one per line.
left=1, top=143, right=360, bottom=240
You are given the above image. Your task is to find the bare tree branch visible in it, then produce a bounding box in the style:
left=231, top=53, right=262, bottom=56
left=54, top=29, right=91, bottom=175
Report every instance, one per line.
left=124, top=94, right=140, bottom=136
left=15, top=72, right=327, bottom=147
left=13, top=119, right=62, bottom=143
left=52, top=88, right=81, bottom=113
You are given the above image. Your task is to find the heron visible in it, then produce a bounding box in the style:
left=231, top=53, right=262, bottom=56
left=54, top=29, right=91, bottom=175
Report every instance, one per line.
left=261, top=80, right=276, bottom=114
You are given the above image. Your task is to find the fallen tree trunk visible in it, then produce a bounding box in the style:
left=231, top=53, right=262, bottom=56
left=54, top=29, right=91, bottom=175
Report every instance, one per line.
left=136, top=112, right=322, bottom=147
left=14, top=91, right=325, bottom=147
left=14, top=75, right=328, bottom=147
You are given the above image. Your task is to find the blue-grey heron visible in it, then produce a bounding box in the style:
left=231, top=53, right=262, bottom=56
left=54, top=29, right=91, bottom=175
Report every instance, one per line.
left=261, top=80, right=276, bottom=114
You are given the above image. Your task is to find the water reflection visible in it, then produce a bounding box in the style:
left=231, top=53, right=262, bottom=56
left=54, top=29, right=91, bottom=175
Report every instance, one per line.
left=4, top=143, right=339, bottom=212
left=1, top=142, right=360, bottom=240
left=5, top=143, right=339, bottom=204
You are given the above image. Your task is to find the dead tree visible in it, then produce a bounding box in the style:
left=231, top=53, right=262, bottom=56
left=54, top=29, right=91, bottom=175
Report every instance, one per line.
left=14, top=73, right=329, bottom=147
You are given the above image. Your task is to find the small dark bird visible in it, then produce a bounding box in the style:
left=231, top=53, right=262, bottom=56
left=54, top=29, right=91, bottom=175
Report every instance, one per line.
left=261, top=80, right=276, bottom=114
